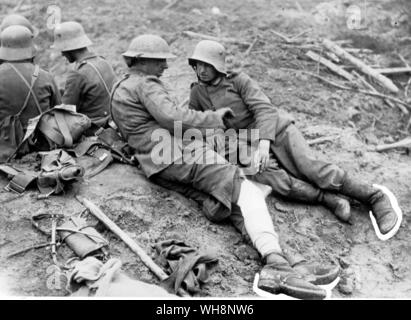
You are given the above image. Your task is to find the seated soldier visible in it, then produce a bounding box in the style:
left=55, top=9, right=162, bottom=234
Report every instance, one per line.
left=0, top=25, right=61, bottom=161
left=52, top=21, right=117, bottom=131
left=0, top=13, right=39, bottom=37
left=187, top=40, right=402, bottom=241
left=111, top=34, right=340, bottom=300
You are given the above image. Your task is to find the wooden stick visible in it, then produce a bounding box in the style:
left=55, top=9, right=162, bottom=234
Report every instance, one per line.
left=281, top=68, right=410, bottom=113
left=182, top=31, right=250, bottom=46
left=269, top=30, right=293, bottom=43
left=291, top=28, right=311, bottom=40
left=306, top=50, right=355, bottom=82
left=324, top=51, right=340, bottom=64
left=76, top=196, right=167, bottom=279
left=244, top=37, right=259, bottom=57
left=76, top=196, right=190, bottom=297
left=161, top=0, right=181, bottom=11
left=396, top=53, right=410, bottom=68
left=373, top=67, right=411, bottom=75
left=307, top=135, right=340, bottom=146
left=7, top=243, right=50, bottom=258
left=352, top=71, right=395, bottom=109
left=405, top=77, right=411, bottom=98
left=323, top=39, right=399, bottom=93
left=372, top=137, right=411, bottom=152
left=11, top=0, right=25, bottom=12
left=343, top=48, right=373, bottom=54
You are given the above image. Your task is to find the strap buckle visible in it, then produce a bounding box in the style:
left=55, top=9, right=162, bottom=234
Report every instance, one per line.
left=5, top=179, right=26, bottom=194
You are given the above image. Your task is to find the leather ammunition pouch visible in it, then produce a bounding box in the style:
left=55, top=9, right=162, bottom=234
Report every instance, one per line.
left=57, top=216, right=108, bottom=259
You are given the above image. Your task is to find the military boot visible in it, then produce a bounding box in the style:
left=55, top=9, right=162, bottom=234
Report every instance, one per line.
left=288, top=177, right=351, bottom=222
left=282, top=249, right=340, bottom=285
left=257, top=252, right=327, bottom=300
left=340, top=174, right=400, bottom=235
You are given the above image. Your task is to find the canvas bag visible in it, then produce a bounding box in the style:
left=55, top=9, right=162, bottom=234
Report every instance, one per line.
left=38, top=104, right=92, bottom=148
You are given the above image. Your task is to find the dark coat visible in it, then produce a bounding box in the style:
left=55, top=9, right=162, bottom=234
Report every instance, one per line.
left=62, top=52, right=117, bottom=126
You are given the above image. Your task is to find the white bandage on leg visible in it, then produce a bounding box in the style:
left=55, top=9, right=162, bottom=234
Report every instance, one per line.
left=236, top=179, right=281, bottom=257
left=369, top=184, right=403, bottom=241
left=250, top=180, right=272, bottom=199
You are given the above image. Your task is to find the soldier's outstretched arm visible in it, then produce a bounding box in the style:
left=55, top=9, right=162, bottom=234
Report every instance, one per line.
left=140, top=78, right=227, bottom=132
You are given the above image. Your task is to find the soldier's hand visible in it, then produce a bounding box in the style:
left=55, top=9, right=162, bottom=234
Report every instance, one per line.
left=216, top=107, right=235, bottom=128
left=257, top=139, right=271, bottom=172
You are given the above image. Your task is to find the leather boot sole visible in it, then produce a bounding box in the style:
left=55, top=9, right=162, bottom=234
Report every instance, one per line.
left=253, top=273, right=332, bottom=300
left=369, top=184, right=402, bottom=241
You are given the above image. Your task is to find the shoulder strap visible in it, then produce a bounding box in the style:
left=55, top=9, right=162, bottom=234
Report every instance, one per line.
left=7, top=64, right=42, bottom=115
left=53, top=111, right=74, bottom=148
left=109, top=74, right=130, bottom=121
left=82, top=60, right=111, bottom=97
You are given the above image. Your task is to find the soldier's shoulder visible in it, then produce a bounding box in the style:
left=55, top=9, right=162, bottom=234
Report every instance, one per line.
left=190, top=81, right=199, bottom=89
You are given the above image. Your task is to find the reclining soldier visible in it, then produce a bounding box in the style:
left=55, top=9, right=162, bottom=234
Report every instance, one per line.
left=111, top=34, right=340, bottom=299
left=187, top=40, right=402, bottom=241
left=52, top=21, right=117, bottom=131
left=0, top=25, right=61, bottom=161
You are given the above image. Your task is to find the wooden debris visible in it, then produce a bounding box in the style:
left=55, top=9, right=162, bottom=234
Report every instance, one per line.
left=396, top=53, right=410, bottom=68
left=307, top=135, right=340, bottom=146
left=373, top=67, right=411, bottom=75
left=306, top=50, right=355, bottom=82
left=76, top=196, right=190, bottom=297
left=352, top=71, right=399, bottom=111
left=11, top=0, right=25, bottom=12
left=270, top=30, right=294, bottom=43
left=344, top=48, right=373, bottom=54
left=291, top=28, right=311, bottom=40
left=244, top=37, right=259, bottom=57
left=324, top=51, right=340, bottom=64
left=161, top=0, right=181, bottom=11
left=7, top=243, right=50, bottom=258
left=323, top=39, right=399, bottom=93
left=405, top=77, right=411, bottom=98
left=372, top=137, right=411, bottom=152
left=182, top=31, right=251, bottom=46
left=295, top=1, right=303, bottom=12
left=281, top=68, right=410, bottom=113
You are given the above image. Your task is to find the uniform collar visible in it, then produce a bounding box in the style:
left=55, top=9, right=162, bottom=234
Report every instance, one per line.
left=199, top=76, right=223, bottom=87
left=75, top=51, right=98, bottom=68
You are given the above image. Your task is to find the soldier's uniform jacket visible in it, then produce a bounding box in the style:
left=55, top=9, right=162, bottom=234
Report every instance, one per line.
left=189, top=72, right=294, bottom=142
left=111, top=70, right=226, bottom=178
left=62, top=52, right=116, bottom=126
left=0, top=62, right=61, bottom=129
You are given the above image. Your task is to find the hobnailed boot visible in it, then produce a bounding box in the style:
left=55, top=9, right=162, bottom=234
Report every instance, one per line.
left=288, top=177, right=351, bottom=222
left=282, top=250, right=340, bottom=286
left=257, top=252, right=327, bottom=300
left=340, top=175, right=401, bottom=236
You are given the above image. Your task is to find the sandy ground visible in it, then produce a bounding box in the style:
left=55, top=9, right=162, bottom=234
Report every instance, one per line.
left=0, top=0, right=410, bottom=299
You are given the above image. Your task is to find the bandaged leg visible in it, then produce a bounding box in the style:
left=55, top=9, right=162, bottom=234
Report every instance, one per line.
left=236, top=179, right=282, bottom=257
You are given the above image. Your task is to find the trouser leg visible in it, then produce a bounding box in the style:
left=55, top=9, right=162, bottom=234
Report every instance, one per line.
left=272, top=124, right=346, bottom=191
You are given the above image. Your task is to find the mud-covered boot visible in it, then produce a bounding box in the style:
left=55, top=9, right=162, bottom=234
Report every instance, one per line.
left=283, top=250, right=340, bottom=286
left=340, top=174, right=401, bottom=237
left=288, top=177, right=351, bottom=222
left=257, top=252, right=327, bottom=300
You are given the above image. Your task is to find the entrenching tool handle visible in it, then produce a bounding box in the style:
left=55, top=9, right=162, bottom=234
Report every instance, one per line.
left=75, top=196, right=190, bottom=297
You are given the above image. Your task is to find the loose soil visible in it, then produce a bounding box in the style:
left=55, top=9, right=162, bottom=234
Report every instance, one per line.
left=0, top=0, right=410, bottom=298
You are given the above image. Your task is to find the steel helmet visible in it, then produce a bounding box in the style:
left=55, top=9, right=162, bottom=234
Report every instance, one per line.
left=122, top=34, right=176, bottom=59
left=0, top=14, right=39, bottom=37
left=51, top=21, right=92, bottom=52
left=0, top=25, right=35, bottom=61
left=188, top=40, right=226, bottom=74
